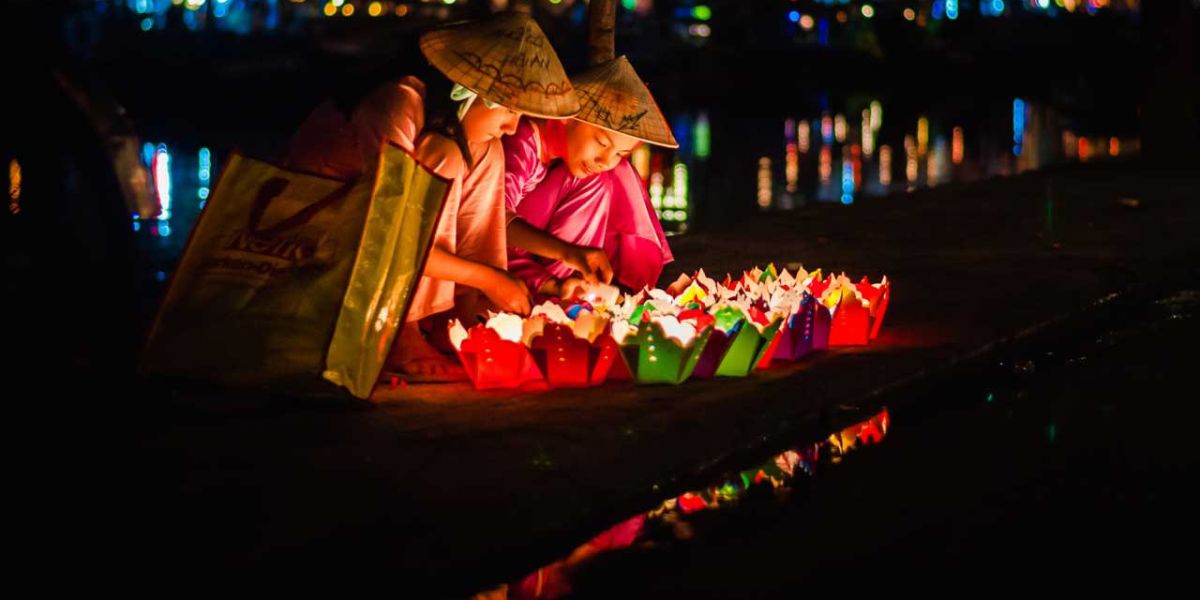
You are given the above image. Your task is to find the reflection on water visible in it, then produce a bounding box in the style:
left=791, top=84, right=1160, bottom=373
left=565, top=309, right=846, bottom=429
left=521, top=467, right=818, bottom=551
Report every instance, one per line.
left=474, top=408, right=891, bottom=600
left=8, top=159, right=21, bottom=215
left=129, top=93, right=1138, bottom=277
left=639, top=112, right=708, bottom=232
left=472, top=287, right=1198, bottom=599
left=635, top=95, right=1139, bottom=234
left=130, top=141, right=214, bottom=286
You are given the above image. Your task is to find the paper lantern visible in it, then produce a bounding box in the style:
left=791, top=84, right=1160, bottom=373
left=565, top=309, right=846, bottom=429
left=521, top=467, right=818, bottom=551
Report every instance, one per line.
left=770, top=291, right=832, bottom=362
left=823, top=275, right=889, bottom=346
left=527, top=306, right=622, bottom=388
left=692, top=305, right=783, bottom=378
left=613, top=315, right=713, bottom=385
left=448, top=314, right=544, bottom=390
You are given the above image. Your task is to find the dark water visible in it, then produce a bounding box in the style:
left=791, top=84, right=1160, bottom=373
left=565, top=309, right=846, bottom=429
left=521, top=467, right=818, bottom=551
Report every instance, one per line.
left=640, top=94, right=1138, bottom=234
left=126, top=90, right=1137, bottom=271
left=476, top=287, right=1199, bottom=598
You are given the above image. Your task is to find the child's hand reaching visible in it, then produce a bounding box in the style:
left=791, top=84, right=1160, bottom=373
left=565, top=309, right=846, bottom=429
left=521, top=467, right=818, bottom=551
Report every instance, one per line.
left=484, top=269, right=532, bottom=315
left=560, top=245, right=613, bottom=285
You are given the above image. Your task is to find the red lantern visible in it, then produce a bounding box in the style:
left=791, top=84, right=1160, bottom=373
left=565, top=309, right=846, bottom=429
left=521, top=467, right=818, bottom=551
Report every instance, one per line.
left=855, top=276, right=892, bottom=340
left=450, top=323, right=545, bottom=390
left=528, top=323, right=622, bottom=388
left=827, top=287, right=872, bottom=346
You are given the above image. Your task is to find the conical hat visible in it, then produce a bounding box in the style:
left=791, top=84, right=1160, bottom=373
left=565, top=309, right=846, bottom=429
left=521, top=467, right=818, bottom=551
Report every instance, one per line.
left=419, top=12, right=580, bottom=119
left=571, top=56, right=678, bottom=148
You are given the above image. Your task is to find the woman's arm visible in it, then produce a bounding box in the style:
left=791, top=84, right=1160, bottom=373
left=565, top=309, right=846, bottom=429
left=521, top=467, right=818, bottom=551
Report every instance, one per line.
left=506, top=218, right=570, bottom=261
left=423, top=246, right=531, bottom=315
left=507, top=219, right=614, bottom=286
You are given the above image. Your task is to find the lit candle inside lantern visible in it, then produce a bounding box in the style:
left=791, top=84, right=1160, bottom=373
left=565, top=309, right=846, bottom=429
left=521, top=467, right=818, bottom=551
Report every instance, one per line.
left=617, top=310, right=715, bottom=385
left=488, top=312, right=528, bottom=343
left=655, top=315, right=700, bottom=347
left=819, top=274, right=890, bottom=346
left=448, top=315, right=545, bottom=390
left=528, top=303, right=621, bottom=388
left=450, top=305, right=622, bottom=389
left=579, top=282, right=621, bottom=309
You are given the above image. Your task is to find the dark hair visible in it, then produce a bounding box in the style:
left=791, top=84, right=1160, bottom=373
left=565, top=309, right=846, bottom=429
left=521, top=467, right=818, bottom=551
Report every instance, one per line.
left=330, top=47, right=475, bottom=170
left=419, top=69, right=476, bottom=171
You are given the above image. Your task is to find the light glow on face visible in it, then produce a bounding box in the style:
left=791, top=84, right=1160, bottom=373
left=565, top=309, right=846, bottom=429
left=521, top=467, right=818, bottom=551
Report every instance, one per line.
left=463, top=102, right=521, bottom=144
left=566, top=121, right=640, bottom=178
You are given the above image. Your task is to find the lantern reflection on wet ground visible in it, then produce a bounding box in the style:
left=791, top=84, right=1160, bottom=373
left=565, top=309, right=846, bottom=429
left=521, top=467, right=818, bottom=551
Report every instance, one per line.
left=481, top=288, right=1200, bottom=599
left=490, top=407, right=892, bottom=600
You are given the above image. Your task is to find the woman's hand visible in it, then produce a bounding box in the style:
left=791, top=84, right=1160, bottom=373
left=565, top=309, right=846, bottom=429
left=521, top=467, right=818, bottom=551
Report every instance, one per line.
left=506, top=220, right=614, bottom=284
left=560, top=245, right=613, bottom=285
left=535, top=276, right=588, bottom=302
left=483, top=269, right=532, bottom=315
left=558, top=276, right=589, bottom=302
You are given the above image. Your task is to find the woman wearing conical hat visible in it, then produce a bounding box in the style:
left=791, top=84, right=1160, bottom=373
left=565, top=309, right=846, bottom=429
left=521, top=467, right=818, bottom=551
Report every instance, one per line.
left=503, top=55, right=677, bottom=299
left=285, top=12, right=579, bottom=380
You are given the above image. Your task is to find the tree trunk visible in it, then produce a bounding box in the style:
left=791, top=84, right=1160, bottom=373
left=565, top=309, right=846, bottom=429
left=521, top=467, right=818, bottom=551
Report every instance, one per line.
left=587, top=0, right=617, bottom=66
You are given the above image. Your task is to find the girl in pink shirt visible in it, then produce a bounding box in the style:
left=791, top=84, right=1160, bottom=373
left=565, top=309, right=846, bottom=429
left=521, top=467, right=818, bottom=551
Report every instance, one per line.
left=504, top=56, right=677, bottom=300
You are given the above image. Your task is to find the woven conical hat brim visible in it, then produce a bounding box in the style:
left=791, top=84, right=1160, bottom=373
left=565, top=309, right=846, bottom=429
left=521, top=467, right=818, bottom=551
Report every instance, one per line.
left=420, top=12, right=580, bottom=119
left=571, top=56, right=678, bottom=148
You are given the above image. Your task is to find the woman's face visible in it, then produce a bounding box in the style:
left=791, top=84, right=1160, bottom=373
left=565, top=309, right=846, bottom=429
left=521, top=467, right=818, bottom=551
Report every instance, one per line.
left=461, top=101, right=521, bottom=144
left=563, top=121, right=640, bottom=178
